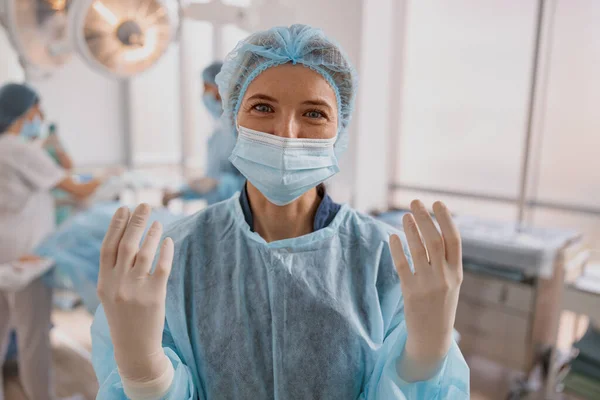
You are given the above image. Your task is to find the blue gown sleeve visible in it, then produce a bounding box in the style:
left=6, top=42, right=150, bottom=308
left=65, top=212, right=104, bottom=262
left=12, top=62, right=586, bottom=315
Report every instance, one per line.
left=364, top=310, right=470, bottom=399
left=363, top=237, right=470, bottom=399
left=91, top=305, right=197, bottom=399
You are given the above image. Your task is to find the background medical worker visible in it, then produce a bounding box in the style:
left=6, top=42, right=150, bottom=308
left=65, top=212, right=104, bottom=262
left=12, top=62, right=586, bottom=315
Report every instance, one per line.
left=0, top=83, right=103, bottom=400
left=162, top=61, right=244, bottom=207
left=92, top=25, right=469, bottom=399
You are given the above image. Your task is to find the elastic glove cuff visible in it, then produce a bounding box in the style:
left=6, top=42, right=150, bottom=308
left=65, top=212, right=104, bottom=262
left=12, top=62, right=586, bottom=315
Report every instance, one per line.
left=121, top=353, right=175, bottom=400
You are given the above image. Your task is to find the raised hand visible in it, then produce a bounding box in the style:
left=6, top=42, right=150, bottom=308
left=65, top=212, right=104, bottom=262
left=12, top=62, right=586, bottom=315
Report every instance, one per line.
left=390, top=200, right=463, bottom=379
left=97, top=204, right=174, bottom=381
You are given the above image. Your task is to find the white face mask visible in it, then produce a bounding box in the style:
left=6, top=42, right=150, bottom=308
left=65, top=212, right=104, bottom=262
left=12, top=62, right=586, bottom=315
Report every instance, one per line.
left=229, top=125, right=340, bottom=206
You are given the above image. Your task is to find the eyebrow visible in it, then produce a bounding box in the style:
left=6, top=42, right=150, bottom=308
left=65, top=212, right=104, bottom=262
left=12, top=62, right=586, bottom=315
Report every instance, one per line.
left=246, top=94, right=279, bottom=103
left=246, top=94, right=335, bottom=112
left=302, top=99, right=334, bottom=112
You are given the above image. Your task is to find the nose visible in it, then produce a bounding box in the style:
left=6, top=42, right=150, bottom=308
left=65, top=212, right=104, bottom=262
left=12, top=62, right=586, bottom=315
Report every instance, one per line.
left=274, top=112, right=299, bottom=139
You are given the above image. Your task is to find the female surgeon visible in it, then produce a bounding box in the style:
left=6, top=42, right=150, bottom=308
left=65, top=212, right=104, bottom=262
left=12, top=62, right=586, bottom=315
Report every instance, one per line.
left=0, top=83, right=103, bottom=400
left=162, top=61, right=244, bottom=207
left=92, top=25, right=469, bottom=399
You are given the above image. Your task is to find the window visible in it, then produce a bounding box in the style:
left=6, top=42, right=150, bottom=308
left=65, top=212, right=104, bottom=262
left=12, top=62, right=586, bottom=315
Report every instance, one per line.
left=528, top=0, right=600, bottom=255
left=395, top=0, right=537, bottom=203
left=392, top=0, right=600, bottom=252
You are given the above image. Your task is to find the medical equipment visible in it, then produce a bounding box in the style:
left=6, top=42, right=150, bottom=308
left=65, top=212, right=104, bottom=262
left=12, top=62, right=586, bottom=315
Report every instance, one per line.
left=450, top=217, right=585, bottom=388
left=454, top=215, right=581, bottom=279
left=0, top=0, right=72, bottom=78
left=0, top=0, right=292, bottom=79
left=564, top=326, right=600, bottom=397
left=549, top=261, right=600, bottom=398
left=69, top=0, right=178, bottom=78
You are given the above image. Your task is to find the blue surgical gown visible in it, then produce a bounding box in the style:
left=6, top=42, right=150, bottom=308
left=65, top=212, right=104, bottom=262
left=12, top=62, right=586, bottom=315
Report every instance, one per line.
left=91, top=195, right=469, bottom=399
left=180, top=122, right=244, bottom=205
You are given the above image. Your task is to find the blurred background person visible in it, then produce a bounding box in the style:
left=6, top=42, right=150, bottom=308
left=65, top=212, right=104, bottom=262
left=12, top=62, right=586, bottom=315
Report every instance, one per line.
left=162, top=61, right=244, bottom=207
left=0, top=83, right=101, bottom=400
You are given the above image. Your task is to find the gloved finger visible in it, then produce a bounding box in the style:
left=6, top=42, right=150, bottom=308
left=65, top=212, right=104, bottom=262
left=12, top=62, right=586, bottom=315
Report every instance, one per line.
left=410, top=200, right=445, bottom=270
left=390, top=234, right=412, bottom=284
left=133, top=221, right=163, bottom=276
left=153, top=238, right=174, bottom=284
left=116, top=204, right=152, bottom=272
left=402, top=213, right=429, bottom=273
left=432, top=201, right=462, bottom=269
left=100, top=206, right=130, bottom=273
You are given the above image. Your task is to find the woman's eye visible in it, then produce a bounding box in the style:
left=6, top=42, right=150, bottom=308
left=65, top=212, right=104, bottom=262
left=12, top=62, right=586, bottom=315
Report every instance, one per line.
left=306, top=110, right=324, bottom=119
left=253, top=104, right=273, bottom=113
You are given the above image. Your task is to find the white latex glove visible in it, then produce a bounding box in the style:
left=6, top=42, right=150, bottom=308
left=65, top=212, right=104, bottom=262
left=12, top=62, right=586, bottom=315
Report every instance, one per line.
left=188, top=177, right=218, bottom=194
left=390, top=200, right=463, bottom=381
left=97, top=204, right=174, bottom=382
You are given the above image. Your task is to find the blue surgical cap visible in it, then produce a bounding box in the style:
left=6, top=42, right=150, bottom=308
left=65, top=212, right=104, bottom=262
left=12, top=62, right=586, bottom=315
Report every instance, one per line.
left=202, top=61, right=224, bottom=86
left=216, top=24, right=358, bottom=156
left=0, top=83, right=39, bottom=134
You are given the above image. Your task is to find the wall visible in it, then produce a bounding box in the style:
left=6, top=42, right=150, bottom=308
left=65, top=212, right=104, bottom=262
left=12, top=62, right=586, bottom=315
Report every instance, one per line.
left=0, top=26, right=24, bottom=83
left=33, top=58, right=126, bottom=167
left=130, top=45, right=182, bottom=165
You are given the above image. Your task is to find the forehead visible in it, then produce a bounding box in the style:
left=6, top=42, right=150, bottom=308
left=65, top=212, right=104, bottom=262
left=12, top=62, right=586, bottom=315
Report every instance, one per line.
left=244, top=64, right=337, bottom=106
